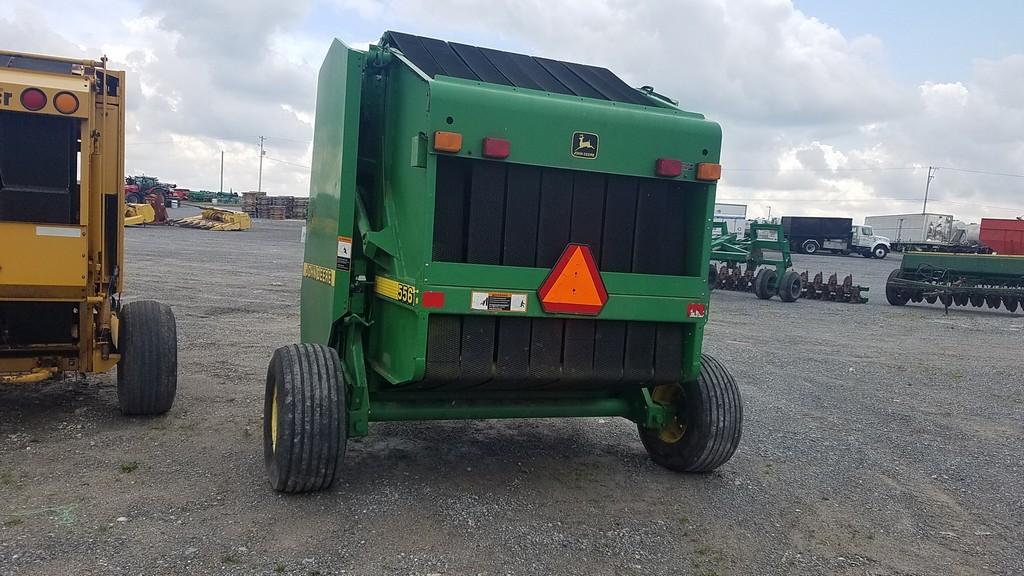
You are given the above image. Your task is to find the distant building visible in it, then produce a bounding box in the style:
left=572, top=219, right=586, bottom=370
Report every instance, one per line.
left=714, top=203, right=747, bottom=235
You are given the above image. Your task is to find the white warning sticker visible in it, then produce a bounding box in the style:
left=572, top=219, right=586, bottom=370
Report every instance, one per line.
left=471, top=291, right=528, bottom=313
left=336, top=235, right=352, bottom=271
left=35, top=226, right=82, bottom=238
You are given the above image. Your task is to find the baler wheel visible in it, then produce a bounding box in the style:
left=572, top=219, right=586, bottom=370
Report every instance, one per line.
left=264, top=343, right=346, bottom=493
left=778, top=270, right=802, bottom=303
left=884, top=270, right=910, bottom=306
left=639, top=354, right=742, bottom=473
left=753, top=269, right=775, bottom=300
left=117, top=300, right=178, bottom=415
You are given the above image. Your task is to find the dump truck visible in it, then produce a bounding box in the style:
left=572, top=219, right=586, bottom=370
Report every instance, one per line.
left=782, top=216, right=890, bottom=258
left=262, top=32, right=741, bottom=493
left=0, top=50, right=177, bottom=414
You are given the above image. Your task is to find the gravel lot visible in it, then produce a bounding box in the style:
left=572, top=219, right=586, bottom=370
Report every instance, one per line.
left=1, top=220, right=1021, bottom=576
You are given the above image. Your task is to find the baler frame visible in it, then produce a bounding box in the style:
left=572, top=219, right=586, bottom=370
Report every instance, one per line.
left=263, top=34, right=742, bottom=493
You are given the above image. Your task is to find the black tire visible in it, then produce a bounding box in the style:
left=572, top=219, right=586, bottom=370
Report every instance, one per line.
left=707, top=264, right=719, bottom=291
left=925, top=294, right=938, bottom=304
left=125, top=192, right=143, bottom=204
left=639, top=354, right=742, bottom=473
left=985, top=295, right=1001, bottom=309
left=264, top=343, right=346, bottom=493
left=885, top=269, right=910, bottom=306
left=117, top=300, right=177, bottom=415
left=802, top=240, right=819, bottom=254
left=954, top=293, right=969, bottom=306
left=778, top=269, right=802, bottom=302
left=939, top=294, right=953, bottom=307
left=861, top=251, right=873, bottom=258
left=969, top=293, right=984, bottom=307
left=873, top=245, right=889, bottom=259
left=753, top=268, right=775, bottom=300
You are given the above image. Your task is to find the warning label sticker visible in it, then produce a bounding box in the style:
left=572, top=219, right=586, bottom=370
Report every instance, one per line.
left=471, top=291, right=528, bottom=313
left=336, top=235, right=352, bottom=271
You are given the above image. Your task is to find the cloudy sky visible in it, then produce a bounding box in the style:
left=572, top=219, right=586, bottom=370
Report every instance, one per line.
left=4, top=0, right=1022, bottom=222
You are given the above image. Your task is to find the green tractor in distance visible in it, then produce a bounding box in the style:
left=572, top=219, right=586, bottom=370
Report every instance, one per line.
left=263, top=32, right=742, bottom=493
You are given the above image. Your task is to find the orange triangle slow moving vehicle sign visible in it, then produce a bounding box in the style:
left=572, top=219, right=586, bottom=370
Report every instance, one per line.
left=538, top=244, right=608, bottom=315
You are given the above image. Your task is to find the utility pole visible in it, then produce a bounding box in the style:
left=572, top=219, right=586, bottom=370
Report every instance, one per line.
left=922, top=165, right=935, bottom=214
left=257, top=136, right=266, bottom=193
left=219, top=150, right=224, bottom=193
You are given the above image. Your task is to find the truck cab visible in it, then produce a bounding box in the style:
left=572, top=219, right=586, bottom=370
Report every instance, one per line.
left=851, top=225, right=890, bottom=259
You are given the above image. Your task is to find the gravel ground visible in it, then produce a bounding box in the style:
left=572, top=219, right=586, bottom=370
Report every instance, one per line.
left=1, top=220, right=1021, bottom=576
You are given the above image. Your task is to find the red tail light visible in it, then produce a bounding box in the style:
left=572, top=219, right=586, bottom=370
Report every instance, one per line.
left=482, top=137, right=510, bottom=159
left=20, top=88, right=47, bottom=111
left=655, top=158, right=683, bottom=177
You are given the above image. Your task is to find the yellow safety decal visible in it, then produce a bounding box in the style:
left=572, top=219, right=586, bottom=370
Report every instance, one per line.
left=302, top=262, right=335, bottom=286
left=375, top=276, right=417, bottom=305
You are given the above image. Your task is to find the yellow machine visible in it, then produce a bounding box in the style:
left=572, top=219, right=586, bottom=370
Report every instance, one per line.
left=124, top=202, right=157, bottom=226
left=174, top=206, right=252, bottom=231
left=0, top=50, right=177, bottom=414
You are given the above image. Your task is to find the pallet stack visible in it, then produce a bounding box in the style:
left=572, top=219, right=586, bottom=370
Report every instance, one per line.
left=292, top=197, right=309, bottom=220
left=241, top=193, right=309, bottom=220
left=241, top=191, right=265, bottom=218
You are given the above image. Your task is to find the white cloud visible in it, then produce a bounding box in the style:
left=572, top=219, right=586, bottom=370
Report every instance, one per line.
left=2, top=0, right=1021, bottom=222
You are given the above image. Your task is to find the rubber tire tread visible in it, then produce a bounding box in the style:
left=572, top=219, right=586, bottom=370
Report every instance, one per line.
left=885, top=269, right=909, bottom=306
left=264, top=343, right=345, bottom=493
left=117, top=300, right=177, bottom=415
left=779, top=270, right=802, bottom=303
left=638, top=354, right=742, bottom=472
left=754, top=269, right=774, bottom=300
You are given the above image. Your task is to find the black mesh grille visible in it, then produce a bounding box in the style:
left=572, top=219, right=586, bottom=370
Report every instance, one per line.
left=422, top=315, right=685, bottom=390
left=381, top=31, right=650, bottom=106
left=427, top=157, right=705, bottom=389
left=432, top=156, right=699, bottom=275
left=0, top=111, right=78, bottom=224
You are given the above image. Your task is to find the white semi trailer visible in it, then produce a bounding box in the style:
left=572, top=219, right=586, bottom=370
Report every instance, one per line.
left=865, top=213, right=988, bottom=252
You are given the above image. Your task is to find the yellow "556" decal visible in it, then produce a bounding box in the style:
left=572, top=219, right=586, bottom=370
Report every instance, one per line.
left=375, top=276, right=417, bottom=305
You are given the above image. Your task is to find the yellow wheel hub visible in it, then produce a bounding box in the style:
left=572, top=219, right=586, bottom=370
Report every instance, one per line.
left=651, top=383, right=686, bottom=444
left=270, top=385, right=279, bottom=453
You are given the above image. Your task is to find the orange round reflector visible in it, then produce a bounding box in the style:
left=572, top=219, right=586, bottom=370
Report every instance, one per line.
left=20, top=88, right=47, bottom=111
left=54, top=92, right=80, bottom=114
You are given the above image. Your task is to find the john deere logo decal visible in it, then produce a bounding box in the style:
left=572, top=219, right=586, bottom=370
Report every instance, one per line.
left=571, top=132, right=599, bottom=159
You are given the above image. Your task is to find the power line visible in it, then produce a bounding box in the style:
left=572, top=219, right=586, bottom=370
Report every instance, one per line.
left=723, top=164, right=1024, bottom=179
left=264, top=155, right=311, bottom=170
left=724, top=166, right=917, bottom=173
left=932, top=166, right=1024, bottom=179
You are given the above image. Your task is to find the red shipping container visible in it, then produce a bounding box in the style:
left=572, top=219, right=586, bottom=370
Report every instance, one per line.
left=980, top=218, right=1024, bottom=255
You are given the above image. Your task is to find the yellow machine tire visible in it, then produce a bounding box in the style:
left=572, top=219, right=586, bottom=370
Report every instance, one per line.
left=263, top=343, right=346, bottom=493
left=117, top=300, right=178, bottom=415
left=638, top=354, right=742, bottom=472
